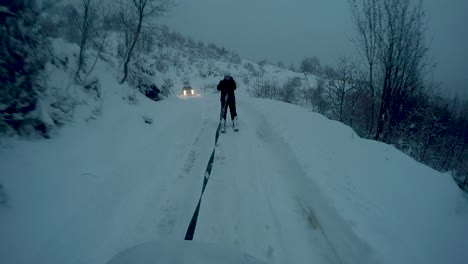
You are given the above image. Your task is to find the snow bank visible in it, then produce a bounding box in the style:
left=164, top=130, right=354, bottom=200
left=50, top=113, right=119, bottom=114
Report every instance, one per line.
left=250, top=97, right=468, bottom=264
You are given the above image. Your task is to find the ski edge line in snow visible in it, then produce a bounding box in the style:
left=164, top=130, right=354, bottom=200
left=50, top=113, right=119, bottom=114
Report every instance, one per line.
left=184, top=104, right=227, bottom=240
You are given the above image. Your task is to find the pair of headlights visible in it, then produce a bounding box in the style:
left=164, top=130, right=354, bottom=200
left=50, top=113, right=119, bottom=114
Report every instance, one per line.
left=183, top=89, right=194, bottom=95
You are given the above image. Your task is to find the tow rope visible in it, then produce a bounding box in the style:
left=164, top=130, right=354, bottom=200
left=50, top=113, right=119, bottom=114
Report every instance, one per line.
left=184, top=102, right=227, bottom=240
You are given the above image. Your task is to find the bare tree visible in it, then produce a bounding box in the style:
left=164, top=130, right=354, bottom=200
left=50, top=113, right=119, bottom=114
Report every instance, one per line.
left=119, top=0, right=170, bottom=84
left=300, top=56, right=322, bottom=76
left=349, top=0, right=379, bottom=136
left=75, top=0, right=112, bottom=81
left=281, top=77, right=301, bottom=103
left=324, top=57, right=358, bottom=122
left=303, top=79, right=330, bottom=115
left=76, top=0, right=94, bottom=81
left=276, top=60, right=285, bottom=68
left=350, top=0, right=428, bottom=142
left=346, top=76, right=365, bottom=128
left=253, top=76, right=280, bottom=100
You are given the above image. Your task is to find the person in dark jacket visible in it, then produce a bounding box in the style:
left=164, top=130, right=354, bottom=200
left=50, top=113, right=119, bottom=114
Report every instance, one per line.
left=217, top=74, right=238, bottom=132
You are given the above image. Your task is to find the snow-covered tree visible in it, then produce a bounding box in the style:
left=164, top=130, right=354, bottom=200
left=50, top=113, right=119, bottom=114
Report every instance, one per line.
left=0, top=0, right=50, bottom=135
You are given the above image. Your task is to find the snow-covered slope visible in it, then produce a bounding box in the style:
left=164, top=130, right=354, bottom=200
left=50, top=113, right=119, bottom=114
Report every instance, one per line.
left=127, top=25, right=315, bottom=99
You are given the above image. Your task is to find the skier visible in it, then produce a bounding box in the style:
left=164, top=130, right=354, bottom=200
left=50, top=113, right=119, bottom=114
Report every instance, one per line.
left=217, top=73, right=238, bottom=132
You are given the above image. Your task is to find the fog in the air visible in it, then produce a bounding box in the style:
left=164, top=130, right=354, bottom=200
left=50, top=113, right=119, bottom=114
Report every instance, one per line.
left=160, top=0, right=468, bottom=97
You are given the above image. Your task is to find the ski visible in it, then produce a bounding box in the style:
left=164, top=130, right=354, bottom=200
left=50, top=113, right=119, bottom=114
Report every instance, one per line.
left=233, top=117, right=239, bottom=131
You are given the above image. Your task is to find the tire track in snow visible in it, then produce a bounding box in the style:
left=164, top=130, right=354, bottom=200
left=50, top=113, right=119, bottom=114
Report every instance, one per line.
left=194, top=97, right=341, bottom=264
left=242, top=99, right=378, bottom=264
left=243, top=100, right=343, bottom=264
left=154, top=97, right=217, bottom=239
left=195, top=96, right=376, bottom=264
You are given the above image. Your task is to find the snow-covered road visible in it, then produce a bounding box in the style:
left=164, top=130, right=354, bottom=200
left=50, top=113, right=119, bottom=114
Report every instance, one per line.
left=0, top=93, right=361, bottom=264
left=1, top=91, right=467, bottom=264
left=196, top=97, right=343, bottom=264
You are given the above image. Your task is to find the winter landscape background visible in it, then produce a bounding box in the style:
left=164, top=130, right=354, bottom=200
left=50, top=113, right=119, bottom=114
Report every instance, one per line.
left=1, top=0, right=467, bottom=264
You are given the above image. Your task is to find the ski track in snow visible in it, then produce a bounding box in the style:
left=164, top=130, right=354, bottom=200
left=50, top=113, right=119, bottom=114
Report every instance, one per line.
left=194, top=96, right=374, bottom=264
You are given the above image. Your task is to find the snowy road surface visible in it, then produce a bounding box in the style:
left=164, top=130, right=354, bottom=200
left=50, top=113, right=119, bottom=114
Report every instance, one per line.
left=198, top=98, right=345, bottom=264
left=1, top=92, right=467, bottom=264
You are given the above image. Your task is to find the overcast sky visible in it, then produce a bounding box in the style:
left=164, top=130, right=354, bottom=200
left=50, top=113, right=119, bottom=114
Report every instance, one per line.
left=159, top=0, right=468, bottom=97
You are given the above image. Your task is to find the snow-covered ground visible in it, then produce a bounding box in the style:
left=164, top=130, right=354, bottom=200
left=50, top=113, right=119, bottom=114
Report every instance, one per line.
left=1, top=86, right=468, bottom=264
left=1, top=38, right=468, bottom=264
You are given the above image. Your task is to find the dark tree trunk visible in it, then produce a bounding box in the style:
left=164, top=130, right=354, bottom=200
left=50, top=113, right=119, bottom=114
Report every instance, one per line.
left=367, top=63, right=375, bottom=137
left=120, top=14, right=143, bottom=84
left=76, top=0, right=91, bottom=81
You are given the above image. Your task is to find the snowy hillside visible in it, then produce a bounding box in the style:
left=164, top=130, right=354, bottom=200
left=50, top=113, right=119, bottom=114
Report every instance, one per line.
left=1, top=30, right=468, bottom=264
left=117, top=25, right=316, bottom=99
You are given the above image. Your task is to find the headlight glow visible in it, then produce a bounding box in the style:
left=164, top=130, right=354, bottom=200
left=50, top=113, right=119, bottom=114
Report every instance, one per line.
left=183, top=90, right=186, bottom=95
left=191, top=89, right=194, bottom=94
